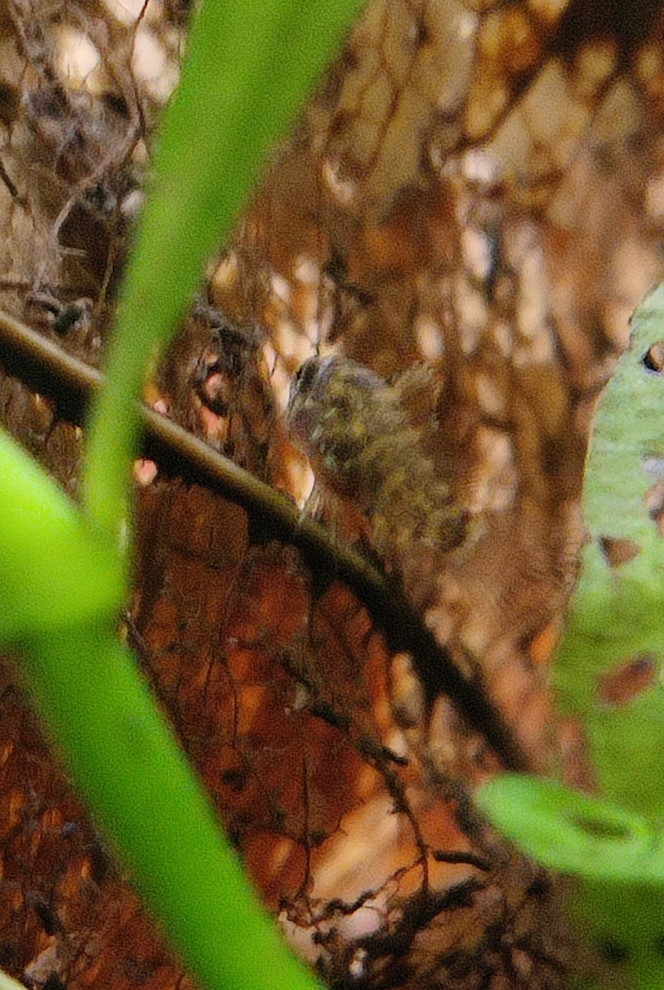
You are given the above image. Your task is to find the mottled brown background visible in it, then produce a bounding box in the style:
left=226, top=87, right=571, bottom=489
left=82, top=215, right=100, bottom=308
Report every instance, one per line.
left=0, top=1, right=663, bottom=987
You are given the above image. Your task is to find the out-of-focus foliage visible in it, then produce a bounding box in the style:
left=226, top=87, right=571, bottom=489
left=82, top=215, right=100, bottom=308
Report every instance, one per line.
left=479, top=282, right=664, bottom=988
left=1, top=1, right=664, bottom=989
left=0, top=969, right=26, bottom=990
left=0, top=1, right=362, bottom=989
left=0, top=428, right=121, bottom=639
left=84, top=0, right=364, bottom=546
left=556, top=281, right=664, bottom=816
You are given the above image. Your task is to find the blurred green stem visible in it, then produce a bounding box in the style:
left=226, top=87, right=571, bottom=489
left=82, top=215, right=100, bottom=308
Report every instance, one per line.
left=10, top=1, right=362, bottom=988
left=22, top=622, right=319, bottom=990
left=83, top=0, right=362, bottom=549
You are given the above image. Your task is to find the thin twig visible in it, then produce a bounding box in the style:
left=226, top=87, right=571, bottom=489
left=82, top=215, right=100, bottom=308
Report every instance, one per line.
left=0, top=306, right=531, bottom=772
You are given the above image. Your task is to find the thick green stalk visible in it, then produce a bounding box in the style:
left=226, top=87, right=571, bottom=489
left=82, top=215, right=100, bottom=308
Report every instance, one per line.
left=83, top=0, right=362, bottom=546
left=23, top=622, right=319, bottom=990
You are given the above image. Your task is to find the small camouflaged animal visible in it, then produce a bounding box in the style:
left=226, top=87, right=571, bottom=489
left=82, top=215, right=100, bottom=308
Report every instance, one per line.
left=287, top=356, right=467, bottom=571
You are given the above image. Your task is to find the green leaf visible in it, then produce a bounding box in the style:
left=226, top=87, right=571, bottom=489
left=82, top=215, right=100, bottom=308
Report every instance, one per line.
left=23, top=622, right=321, bottom=990
left=479, top=285, right=664, bottom=987
left=0, top=427, right=122, bottom=640
left=554, top=281, right=664, bottom=819
left=476, top=775, right=664, bottom=884
left=83, top=0, right=363, bottom=545
left=0, top=967, right=31, bottom=990
left=8, top=4, right=362, bottom=989
left=476, top=772, right=664, bottom=986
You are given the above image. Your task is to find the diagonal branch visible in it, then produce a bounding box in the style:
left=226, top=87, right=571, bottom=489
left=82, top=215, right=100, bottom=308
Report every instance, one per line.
left=0, top=307, right=530, bottom=772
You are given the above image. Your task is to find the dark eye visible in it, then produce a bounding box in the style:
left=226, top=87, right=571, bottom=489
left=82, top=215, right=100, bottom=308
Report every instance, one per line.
left=293, top=358, right=321, bottom=395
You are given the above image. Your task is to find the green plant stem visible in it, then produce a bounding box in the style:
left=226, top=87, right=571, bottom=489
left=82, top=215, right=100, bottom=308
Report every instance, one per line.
left=22, top=621, right=319, bottom=990
left=83, top=0, right=362, bottom=547
left=0, top=427, right=121, bottom=640
left=19, top=3, right=362, bottom=987
left=0, top=969, right=28, bottom=990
